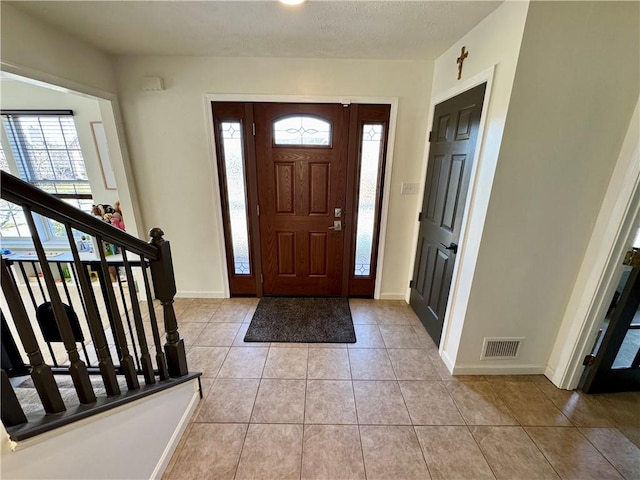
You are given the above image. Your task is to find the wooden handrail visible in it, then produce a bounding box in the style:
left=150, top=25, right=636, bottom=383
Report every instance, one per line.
left=0, top=171, right=157, bottom=259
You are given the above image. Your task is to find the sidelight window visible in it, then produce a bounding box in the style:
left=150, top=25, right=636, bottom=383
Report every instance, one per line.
left=220, top=122, right=251, bottom=275
left=354, top=124, right=384, bottom=276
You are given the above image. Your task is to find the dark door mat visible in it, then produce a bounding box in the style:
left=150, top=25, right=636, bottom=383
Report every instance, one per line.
left=244, top=297, right=356, bottom=343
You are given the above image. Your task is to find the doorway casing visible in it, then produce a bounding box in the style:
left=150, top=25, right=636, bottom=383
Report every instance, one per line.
left=204, top=94, right=399, bottom=300
left=409, top=66, right=496, bottom=374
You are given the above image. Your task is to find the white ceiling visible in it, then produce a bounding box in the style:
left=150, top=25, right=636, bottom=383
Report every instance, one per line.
left=8, top=1, right=502, bottom=59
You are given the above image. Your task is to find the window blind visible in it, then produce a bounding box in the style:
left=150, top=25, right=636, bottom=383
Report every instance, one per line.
left=2, top=112, right=92, bottom=197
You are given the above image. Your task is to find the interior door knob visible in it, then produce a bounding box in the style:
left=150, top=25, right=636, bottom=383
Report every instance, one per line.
left=439, top=242, right=458, bottom=254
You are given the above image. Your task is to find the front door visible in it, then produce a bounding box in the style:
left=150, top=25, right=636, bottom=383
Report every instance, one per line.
left=410, top=83, right=486, bottom=345
left=254, top=103, right=349, bottom=296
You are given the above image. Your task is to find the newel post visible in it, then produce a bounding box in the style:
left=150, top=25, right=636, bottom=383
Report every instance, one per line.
left=148, top=228, right=188, bottom=377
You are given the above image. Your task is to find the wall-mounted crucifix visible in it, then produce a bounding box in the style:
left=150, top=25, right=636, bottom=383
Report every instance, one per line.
left=456, top=46, right=469, bottom=80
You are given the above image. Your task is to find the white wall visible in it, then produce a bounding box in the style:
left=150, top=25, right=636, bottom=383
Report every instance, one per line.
left=422, top=1, right=530, bottom=372
left=1, top=379, right=199, bottom=479
left=0, top=80, right=120, bottom=206
left=547, top=98, right=640, bottom=388
left=452, top=1, right=639, bottom=374
left=113, top=56, right=432, bottom=297
left=0, top=3, right=116, bottom=95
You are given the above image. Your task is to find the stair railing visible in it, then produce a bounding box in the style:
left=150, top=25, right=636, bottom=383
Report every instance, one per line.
left=0, top=171, right=190, bottom=440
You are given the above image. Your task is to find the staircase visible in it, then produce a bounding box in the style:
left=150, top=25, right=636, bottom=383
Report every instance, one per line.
left=1, top=171, right=200, bottom=477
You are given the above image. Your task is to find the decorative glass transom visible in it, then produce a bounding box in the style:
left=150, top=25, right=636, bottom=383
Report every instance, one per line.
left=354, top=124, right=384, bottom=276
left=273, top=116, right=331, bottom=146
left=220, top=122, right=251, bottom=275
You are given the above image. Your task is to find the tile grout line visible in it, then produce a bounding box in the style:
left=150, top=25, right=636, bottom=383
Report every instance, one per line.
left=347, top=346, right=369, bottom=480
left=299, top=343, right=310, bottom=479
left=231, top=343, right=268, bottom=480
left=576, top=426, right=628, bottom=479
left=466, top=424, right=499, bottom=480
left=520, top=424, right=564, bottom=479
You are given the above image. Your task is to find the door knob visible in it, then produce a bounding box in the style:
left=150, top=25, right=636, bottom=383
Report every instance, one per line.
left=329, top=220, right=342, bottom=231
left=439, top=242, right=458, bottom=254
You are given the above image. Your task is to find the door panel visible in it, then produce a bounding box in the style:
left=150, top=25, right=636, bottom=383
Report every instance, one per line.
left=410, top=84, right=486, bottom=345
left=582, top=259, right=640, bottom=393
left=255, top=103, right=349, bottom=296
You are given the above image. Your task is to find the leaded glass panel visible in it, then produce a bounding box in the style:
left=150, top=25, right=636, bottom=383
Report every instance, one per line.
left=354, top=124, right=383, bottom=276
left=273, top=116, right=331, bottom=146
left=221, top=122, right=251, bottom=275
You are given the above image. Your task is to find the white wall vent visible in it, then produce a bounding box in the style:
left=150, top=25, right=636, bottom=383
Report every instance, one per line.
left=481, top=337, right=524, bottom=360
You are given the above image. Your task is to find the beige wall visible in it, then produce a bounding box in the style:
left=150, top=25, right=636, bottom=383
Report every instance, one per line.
left=1, top=380, right=199, bottom=479
left=424, top=0, right=530, bottom=372
left=454, top=1, right=639, bottom=371
left=113, top=56, right=432, bottom=297
left=0, top=3, right=116, bottom=95
left=0, top=3, right=146, bottom=239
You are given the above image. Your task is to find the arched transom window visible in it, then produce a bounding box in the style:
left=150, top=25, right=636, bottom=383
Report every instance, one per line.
left=273, top=115, right=332, bottom=146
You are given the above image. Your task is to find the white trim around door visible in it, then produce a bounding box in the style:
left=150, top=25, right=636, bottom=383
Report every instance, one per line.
left=203, top=94, right=399, bottom=299
left=547, top=99, right=640, bottom=389
left=407, top=65, right=496, bottom=373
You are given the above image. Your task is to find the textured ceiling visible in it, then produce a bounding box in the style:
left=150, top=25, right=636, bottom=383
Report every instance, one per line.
left=7, top=1, right=502, bottom=59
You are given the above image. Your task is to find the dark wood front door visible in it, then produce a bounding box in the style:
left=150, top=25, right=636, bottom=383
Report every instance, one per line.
left=254, top=103, right=349, bottom=296
left=410, top=83, right=486, bottom=345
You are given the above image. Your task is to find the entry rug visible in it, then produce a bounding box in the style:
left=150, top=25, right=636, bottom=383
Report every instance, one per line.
left=244, top=297, right=356, bottom=343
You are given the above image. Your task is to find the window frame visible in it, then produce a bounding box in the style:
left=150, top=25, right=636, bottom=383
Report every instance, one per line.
left=272, top=114, right=333, bottom=148
left=0, top=110, right=93, bottom=248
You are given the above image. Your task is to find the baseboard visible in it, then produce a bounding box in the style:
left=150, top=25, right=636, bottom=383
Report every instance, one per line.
left=151, top=380, right=201, bottom=480
left=378, top=293, right=408, bottom=301
left=545, top=364, right=567, bottom=389
left=451, top=363, right=547, bottom=375
left=440, top=349, right=455, bottom=374
left=176, top=291, right=226, bottom=299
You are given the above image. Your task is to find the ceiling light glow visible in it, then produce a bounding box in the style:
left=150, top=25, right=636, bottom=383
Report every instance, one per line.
left=279, top=0, right=307, bottom=5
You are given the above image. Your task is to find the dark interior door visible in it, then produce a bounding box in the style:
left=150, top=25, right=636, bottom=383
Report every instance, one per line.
left=582, top=259, right=640, bottom=393
left=254, top=103, right=349, bottom=296
left=410, top=83, right=486, bottom=346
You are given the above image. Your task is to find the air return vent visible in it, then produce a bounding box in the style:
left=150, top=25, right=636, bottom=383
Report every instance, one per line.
left=481, top=337, right=524, bottom=360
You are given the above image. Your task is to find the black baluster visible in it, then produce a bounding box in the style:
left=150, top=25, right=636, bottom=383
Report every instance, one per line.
left=148, top=228, right=188, bottom=377
left=56, top=262, right=91, bottom=367
left=122, top=251, right=155, bottom=384
left=16, top=262, right=38, bottom=311
left=32, top=261, right=47, bottom=302
left=65, top=225, right=120, bottom=396
left=95, top=235, right=139, bottom=390
left=11, top=264, right=58, bottom=367
left=140, top=257, right=169, bottom=381
left=1, top=258, right=65, bottom=414
left=116, top=271, right=141, bottom=371
left=22, top=207, right=96, bottom=404
left=1, top=370, right=27, bottom=427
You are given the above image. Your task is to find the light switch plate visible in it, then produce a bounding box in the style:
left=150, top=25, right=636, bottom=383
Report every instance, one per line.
left=401, top=182, right=419, bottom=195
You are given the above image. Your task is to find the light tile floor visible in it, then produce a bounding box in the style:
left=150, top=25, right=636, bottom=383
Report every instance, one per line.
left=163, top=298, right=640, bottom=480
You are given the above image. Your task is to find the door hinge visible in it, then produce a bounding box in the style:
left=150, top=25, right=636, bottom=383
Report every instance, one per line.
left=428, top=131, right=433, bottom=142
left=256, top=204, right=260, bottom=216
left=583, top=354, right=596, bottom=366
left=409, top=280, right=414, bottom=288
left=418, top=212, right=423, bottom=222
left=252, top=123, right=256, bottom=136
left=260, top=274, right=264, bottom=283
